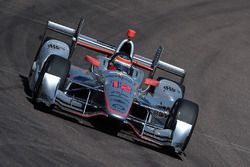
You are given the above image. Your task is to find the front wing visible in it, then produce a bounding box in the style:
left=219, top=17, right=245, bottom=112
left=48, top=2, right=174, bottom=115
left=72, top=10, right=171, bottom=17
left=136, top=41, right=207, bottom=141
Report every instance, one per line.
left=49, top=78, right=190, bottom=154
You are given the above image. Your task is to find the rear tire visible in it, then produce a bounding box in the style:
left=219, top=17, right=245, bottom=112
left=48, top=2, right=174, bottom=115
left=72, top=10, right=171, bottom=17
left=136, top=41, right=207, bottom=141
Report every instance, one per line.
left=176, top=99, right=199, bottom=151
left=33, top=55, right=70, bottom=104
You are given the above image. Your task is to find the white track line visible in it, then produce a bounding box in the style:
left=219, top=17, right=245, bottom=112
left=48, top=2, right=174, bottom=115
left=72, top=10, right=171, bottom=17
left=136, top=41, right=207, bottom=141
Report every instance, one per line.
left=196, top=131, right=250, bottom=154
left=0, top=67, right=19, bottom=76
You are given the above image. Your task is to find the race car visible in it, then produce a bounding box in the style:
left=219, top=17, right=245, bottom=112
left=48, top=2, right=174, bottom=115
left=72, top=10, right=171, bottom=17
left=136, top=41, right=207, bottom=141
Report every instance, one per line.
left=28, top=18, right=199, bottom=154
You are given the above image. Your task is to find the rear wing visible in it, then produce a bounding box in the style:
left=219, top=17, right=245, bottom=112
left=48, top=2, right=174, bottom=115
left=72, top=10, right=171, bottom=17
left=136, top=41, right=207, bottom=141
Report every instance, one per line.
left=47, top=20, right=186, bottom=83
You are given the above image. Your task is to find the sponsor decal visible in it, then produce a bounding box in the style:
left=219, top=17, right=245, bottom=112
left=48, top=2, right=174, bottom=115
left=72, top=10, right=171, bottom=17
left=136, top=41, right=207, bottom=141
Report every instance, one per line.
left=112, top=80, right=131, bottom=93
left=48, top=44, right=65, bottom=50
left=153, top=108, right=170, bottom=118
left=163, top=85, right=176, bottom=92
left=112, top=104, right=125, bottom=111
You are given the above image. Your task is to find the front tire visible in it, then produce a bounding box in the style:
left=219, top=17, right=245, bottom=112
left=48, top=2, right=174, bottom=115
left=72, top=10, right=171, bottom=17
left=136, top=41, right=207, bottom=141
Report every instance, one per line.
left=33, top=55, right=70, bottom=105
left=176, top=99, right=199, bottom=151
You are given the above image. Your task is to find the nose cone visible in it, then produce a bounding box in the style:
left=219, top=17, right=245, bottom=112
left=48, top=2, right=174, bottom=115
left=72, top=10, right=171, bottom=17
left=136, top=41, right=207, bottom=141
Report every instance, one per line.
left=127, top=29, right=136, bottom=39
left=103, top=71, right=134, bottom=120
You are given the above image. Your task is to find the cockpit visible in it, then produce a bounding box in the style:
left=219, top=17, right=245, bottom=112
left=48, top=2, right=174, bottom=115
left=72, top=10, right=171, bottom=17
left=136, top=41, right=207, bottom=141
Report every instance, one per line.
left=107, top=29, right=136, bottom=75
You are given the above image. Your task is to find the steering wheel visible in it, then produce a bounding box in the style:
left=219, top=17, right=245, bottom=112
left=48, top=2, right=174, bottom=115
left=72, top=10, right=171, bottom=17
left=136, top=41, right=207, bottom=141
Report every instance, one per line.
left=108, top=52, right=133, bottom=74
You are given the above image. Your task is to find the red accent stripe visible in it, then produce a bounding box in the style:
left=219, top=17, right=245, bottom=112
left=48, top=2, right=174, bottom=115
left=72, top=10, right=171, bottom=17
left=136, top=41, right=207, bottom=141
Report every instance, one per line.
left=132, top=61, right=153, bottom=71
left=77, top=42, right=114, bottom=55
left=116, top=56, right=132, bottom=65
left=63, top=107, right=108, bottom=118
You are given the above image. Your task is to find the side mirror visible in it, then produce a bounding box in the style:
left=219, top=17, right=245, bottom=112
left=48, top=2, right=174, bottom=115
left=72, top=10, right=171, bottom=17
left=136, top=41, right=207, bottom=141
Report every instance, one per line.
left=85, top=55, right=101, bottom=67
left=144, top=78, right=160, bottom=86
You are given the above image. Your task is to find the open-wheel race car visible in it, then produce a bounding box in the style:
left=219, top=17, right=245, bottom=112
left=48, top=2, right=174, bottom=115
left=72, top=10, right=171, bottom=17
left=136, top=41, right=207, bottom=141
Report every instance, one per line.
left=28, top=18, right=199, bottom=154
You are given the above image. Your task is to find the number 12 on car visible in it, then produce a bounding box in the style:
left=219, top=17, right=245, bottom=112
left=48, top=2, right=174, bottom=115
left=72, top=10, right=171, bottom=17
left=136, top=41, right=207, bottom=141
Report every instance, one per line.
left=112, top=80, right=131, bottom=93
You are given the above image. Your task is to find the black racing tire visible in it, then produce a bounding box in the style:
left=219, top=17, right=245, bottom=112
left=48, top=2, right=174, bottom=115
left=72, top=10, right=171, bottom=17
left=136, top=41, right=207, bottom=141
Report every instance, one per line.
left=176, top=99, right=199, bottom=151
left=32, top=55, right=70, bottom=103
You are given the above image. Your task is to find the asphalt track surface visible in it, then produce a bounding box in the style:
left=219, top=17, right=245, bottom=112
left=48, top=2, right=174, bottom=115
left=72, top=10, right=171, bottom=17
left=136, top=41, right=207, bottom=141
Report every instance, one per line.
left=0, top=0, right=250, bottom=166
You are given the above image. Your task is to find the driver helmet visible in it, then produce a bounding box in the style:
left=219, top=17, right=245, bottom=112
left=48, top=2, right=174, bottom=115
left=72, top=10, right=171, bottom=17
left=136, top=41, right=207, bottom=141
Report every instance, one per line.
left=109, top=55, right=132, bottom=74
